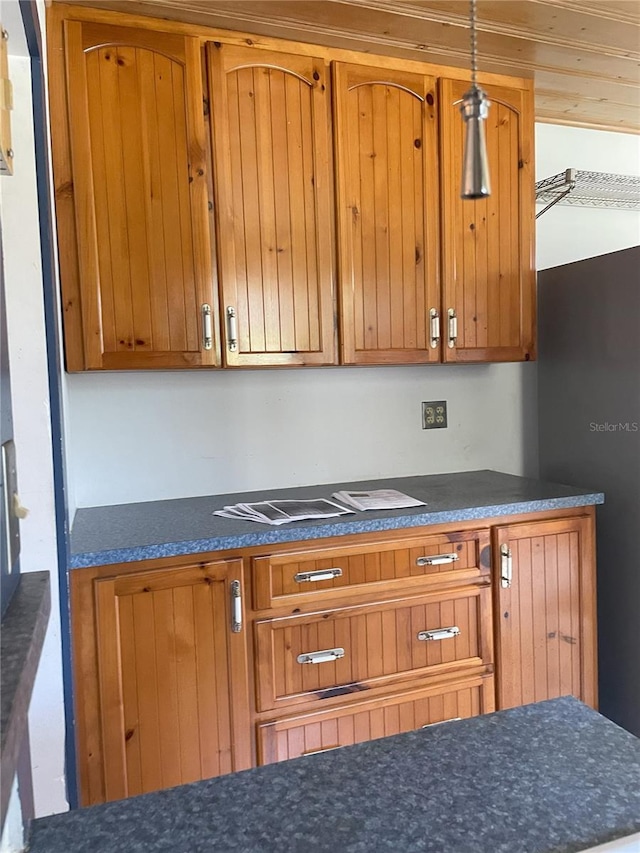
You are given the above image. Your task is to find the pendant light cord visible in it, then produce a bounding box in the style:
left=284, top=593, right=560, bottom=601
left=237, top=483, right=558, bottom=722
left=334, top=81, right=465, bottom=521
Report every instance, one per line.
left=470, top=0, right=478, bottom=88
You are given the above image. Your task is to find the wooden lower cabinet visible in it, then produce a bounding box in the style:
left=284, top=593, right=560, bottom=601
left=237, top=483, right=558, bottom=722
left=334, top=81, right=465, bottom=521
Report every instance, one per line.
left=494, top=515, right=597, bottom=709
left=257, top=674, right=495, bottom=765
left=71, top=509, right=597, bottom=805
left=252, top=528, right=491, bottom=609
left=92, top=560, right=251, bottom=801
left=254, top=586, right=493, bottom=712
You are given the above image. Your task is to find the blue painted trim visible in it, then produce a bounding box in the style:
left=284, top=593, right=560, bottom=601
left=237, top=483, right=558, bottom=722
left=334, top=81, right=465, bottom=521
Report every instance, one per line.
left=20, top=0, right=79, bottom=810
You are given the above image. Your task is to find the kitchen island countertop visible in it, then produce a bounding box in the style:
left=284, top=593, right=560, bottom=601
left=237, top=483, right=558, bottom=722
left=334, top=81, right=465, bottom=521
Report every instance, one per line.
left=28, top=697, right=640, bottom=853
left=69, top=469, right=604, bottom=568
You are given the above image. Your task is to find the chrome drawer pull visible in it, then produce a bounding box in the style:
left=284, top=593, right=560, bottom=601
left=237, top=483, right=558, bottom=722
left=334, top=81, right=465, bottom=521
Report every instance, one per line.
left=201, top=304, right=213, bottom=350
left=297, top=648, right=345, bottom=665
left=447, top=308, right=458, bottom=348
left=230, top=580, right=242, bottom=633
left=500, top=544, right=513, bottom=588
left=429, top=308, right=440, bottom=348
left=422, top=717, right=462, bottom=728
left=294, top=568, right=343, bottom=584
left=416, top=553, right=459, bottom=567
left=226, top=306, right=238, bottom=352
left=417, top=626, right=460, bottom=642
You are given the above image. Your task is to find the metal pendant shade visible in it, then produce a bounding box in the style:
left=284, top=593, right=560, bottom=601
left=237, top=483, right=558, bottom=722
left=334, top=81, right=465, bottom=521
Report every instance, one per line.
left=460, top=0, right=491, bottom=199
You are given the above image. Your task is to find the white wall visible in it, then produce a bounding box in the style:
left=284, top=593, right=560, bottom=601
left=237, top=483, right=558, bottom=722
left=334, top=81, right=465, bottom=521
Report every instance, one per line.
left=536, top=124, right=640, bottom=270
left=67, top=363, right=538, bottom=506
left=0, top=47, right=67, bottom=818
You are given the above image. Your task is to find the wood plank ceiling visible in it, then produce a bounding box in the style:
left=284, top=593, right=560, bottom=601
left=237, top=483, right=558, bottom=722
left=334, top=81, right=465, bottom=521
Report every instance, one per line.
left=60, top=0, right=640, bottom=132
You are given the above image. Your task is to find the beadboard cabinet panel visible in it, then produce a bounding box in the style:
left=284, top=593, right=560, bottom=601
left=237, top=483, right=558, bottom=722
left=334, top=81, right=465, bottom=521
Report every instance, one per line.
left=255, top=586, right=493, bottom=712
left=51, top=4, right=536, bottom=372
left=439, top=78, right=535, bottom=363
left=334, top=62, right=441, bottom=364
left=257, top=674, right=495, bottom=764
left=208, top=43, right=336, bottom=366
left=253, top=528, right=490, bottom=610
left=494, top=516, right=597, bottom=710
left=56, top=19, right=218, bottom=369
left=94, top=561, right=251, bottom=801
left=70, top=506, right=596, bottom=807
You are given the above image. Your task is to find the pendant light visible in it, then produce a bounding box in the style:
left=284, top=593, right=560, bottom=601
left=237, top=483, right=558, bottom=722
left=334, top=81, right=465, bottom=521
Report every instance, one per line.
left=460, top=0, right=491, bottom=199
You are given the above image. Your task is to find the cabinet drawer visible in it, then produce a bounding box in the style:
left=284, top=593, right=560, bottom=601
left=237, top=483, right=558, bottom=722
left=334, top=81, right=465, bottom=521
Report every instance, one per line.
left=253, top=529, right=491, bottom=610
left=257, top=674, right=495, bottom=765
left=254, top=586, right=493, bottom=712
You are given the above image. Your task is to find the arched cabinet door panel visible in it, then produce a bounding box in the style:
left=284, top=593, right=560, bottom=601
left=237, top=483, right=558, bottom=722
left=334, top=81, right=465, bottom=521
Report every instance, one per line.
left=439, top=78, right=536, bottom=363
left=334, top=62, right=441, bottom=365
left=61, top=21, right=218, bottom=369
left=208, top=44, right=336, bottom=367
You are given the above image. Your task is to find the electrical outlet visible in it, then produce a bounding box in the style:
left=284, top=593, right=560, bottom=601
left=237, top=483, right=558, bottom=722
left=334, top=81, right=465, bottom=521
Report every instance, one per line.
left=422, top=401, right=447, bottom=429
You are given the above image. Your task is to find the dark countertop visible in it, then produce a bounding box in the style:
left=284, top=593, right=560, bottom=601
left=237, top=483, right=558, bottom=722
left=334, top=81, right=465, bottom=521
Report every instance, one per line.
left=69, top=470, right=604, bottom=568
left=28, top=697, right=640, bottom=853
left=1, top=572, right=50, bottom=824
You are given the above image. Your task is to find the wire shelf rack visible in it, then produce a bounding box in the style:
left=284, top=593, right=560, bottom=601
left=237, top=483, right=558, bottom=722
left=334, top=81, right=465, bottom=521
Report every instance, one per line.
left=535, top=168, right=640, bottom=218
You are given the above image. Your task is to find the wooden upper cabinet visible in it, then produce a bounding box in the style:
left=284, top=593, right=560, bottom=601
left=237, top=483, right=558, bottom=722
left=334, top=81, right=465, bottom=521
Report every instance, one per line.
left=494, top=515, right=597, bottom=711
left=208, top=44, right=336, bottom=366
left=439, top=78, right=536, bottom=363
left=94, top=560, right=251, bottom=803
left=333, top=63, right=440, bottom=365
left=54, top=19, right=218, bottom=369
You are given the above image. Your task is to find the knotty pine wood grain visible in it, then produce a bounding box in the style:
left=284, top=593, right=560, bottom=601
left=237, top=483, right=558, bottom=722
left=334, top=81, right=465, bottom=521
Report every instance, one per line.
left=334, top=62, right=440, bottom=364
left=93, top=561, right=251, bottom=802
left=257, top=672, right=494, bottom=764
left=70, top=506, right=594, bottom=805
left=209, top=43, right=337, bottom=366
left=60, top=0, right=640, bottom=133
left=254, top=585, right=492, bottom=712
left=439, top=77, right=536, bottom=364
left=51, top=12, right=218, bottom=369
left=493, top=513, right=597, bottom=710
left=253, top=528, right=490, bottom=609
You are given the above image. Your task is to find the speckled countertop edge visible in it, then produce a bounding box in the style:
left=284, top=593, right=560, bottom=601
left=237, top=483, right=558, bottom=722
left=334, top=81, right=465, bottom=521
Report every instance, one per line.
left=69, top=470, right=604, bottom=569
left=68, top=497, right=606, bottom=569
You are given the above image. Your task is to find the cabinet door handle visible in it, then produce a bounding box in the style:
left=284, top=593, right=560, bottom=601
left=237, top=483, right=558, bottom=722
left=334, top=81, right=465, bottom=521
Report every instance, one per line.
left=429, top=308, right=440, bottom=348
left=294, top=568, right=343, bottom=584
left=447, top=308, right=457, bottom=348
left=230, top=579, right=242, bottom=633
left=422, top=717, right=462, bottom=729
left=416, top=552, right=459, bottom=567
left=500, top=544, right=513, bottom=588
left=201, top=304, right=213, bottom=350
left=226, top=306, right=238, bottom=352
left=297, top=647, right=345, bottom=665
left=417, top=626, right=460, bottom=642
